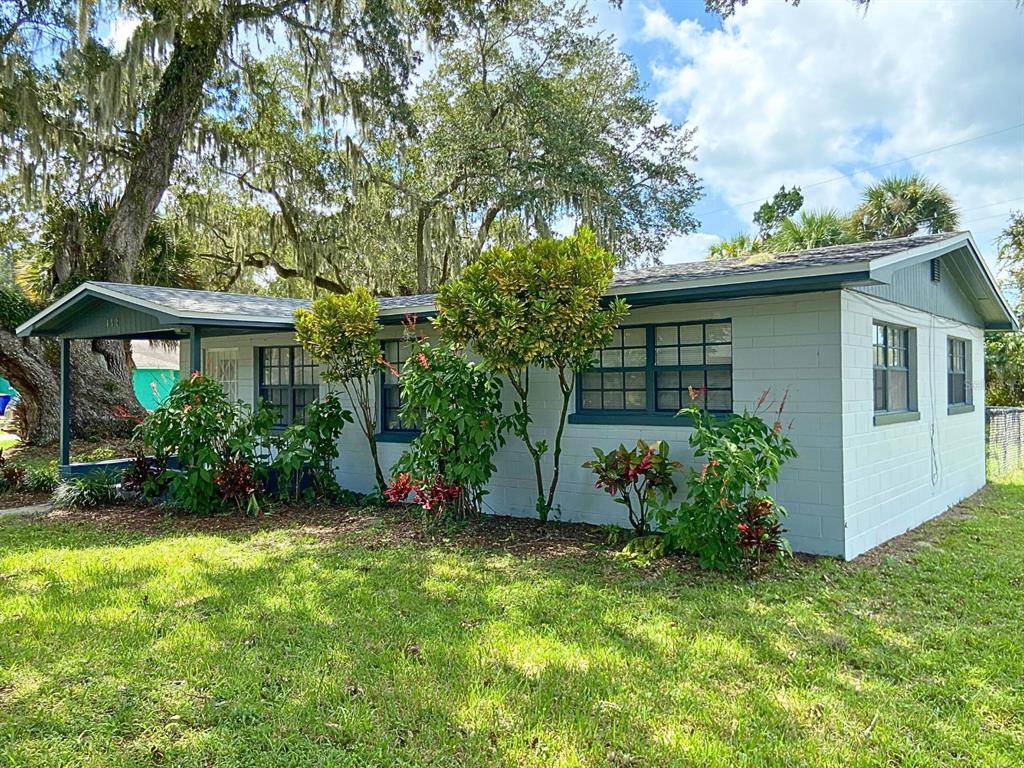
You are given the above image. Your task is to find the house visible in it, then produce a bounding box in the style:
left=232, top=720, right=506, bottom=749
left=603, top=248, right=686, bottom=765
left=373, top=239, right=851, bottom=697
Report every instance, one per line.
left=16, top=231, right=1018, bottom=559
left=129, top=340, right=180, bottom=410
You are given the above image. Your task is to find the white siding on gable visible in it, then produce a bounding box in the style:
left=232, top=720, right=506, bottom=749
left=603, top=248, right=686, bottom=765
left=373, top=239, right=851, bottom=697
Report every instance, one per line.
left=839, top=290, right=986, bottom=559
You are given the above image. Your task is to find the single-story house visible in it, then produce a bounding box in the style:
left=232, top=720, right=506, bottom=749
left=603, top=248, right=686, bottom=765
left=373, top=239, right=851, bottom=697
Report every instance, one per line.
left=16, top=231, right=1018, bottom=559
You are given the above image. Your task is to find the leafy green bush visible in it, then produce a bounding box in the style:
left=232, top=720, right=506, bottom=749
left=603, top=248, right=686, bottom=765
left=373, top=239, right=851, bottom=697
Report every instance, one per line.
left=53, top=472, right=121, bottom=509
left=137, top=374, right=275, bottom=514
left=583, top=440, right=681, bottom=534
left=437, top=228, right=628, bottom=521
left=0, top=285, right=40, bottom=332
left=271, top=392, right=353, bottom=501
left=657, top=390, right=797, bottom=571
left=21, top=463, right=59, bottom=493
left=294, top=287, right=387, bottom=490
left=386, top=339, right=510, bottom=520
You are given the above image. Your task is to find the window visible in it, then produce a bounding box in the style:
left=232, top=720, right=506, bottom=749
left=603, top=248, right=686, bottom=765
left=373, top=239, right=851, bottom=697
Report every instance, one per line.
left=947, top=337, right=971, bottom=406
left=257, top=346, right=319, bottom=428
left=203, top=348, right=239, bottom=402
left=873, top=322, right=913, bottom=413
left=380, top=339, right=418, bottom=433
left=578, top=320, right=733, bottom=418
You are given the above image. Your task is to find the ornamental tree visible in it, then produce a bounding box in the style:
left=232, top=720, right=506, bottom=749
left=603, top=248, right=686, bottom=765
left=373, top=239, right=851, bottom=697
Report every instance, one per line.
left=436, top=227, right=628, bottom=521
left=294, top=287, right=387, bottom=491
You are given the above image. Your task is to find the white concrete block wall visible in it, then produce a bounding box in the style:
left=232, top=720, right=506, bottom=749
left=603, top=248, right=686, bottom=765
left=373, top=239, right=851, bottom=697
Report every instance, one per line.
left=839, top=290, right=986, bottom=559
left=187, top=291, right=848, bottom=556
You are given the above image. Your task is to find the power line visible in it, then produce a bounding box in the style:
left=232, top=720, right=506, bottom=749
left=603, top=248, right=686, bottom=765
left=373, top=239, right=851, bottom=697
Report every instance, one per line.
left=694, top=122, right=1024, bottom=219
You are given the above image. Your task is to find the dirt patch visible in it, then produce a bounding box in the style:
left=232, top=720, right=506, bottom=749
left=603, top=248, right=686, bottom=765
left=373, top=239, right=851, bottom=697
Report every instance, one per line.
left=841, top=489, right=985, bottom=569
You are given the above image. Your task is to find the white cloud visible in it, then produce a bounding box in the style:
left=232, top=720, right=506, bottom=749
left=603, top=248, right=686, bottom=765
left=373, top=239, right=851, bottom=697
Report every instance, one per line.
left=106, top=15, right=140, bottom=52
left=640, top=0, right=1024, bottom=260
left=660, top=232, right=721, bottom=264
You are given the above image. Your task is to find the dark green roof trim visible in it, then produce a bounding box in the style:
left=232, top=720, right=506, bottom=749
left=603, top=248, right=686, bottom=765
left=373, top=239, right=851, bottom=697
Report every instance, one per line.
left=612, top=270, right=874, bottom=307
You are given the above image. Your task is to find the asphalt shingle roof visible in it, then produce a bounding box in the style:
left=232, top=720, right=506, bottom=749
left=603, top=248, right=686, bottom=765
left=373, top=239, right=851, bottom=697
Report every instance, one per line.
left=89, top=232, right=964, bottom=321
left=609, top=232, right=962, bottom=289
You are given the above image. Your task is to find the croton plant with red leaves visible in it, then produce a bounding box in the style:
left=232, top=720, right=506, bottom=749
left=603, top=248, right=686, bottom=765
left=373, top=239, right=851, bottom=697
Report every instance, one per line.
left=583, top=439, right=682, bottom=534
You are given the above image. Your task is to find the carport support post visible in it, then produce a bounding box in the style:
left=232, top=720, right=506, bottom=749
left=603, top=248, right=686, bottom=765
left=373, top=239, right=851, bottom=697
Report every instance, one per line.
left=189, top=326, right=202, bottom=375
left=59, top=337, right=71, bottom=467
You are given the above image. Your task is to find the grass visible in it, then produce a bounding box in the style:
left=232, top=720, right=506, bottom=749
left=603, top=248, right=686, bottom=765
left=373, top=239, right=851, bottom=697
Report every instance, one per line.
left=1, top=481, right=1022, bottom=767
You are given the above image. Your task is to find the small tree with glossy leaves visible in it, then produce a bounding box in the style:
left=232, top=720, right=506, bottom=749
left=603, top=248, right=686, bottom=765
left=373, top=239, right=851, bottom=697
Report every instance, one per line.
left=437, top=228, right=628, bottom=521
left=295, top=287, right=387, bottom=491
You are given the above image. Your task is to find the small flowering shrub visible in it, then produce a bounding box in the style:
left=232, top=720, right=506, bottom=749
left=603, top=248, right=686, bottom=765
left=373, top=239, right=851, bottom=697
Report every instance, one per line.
left=658, top=388, right=797, bottom=571
left=387, top=340, right=510, bottom=520
left=583, top=440, right=681, bottom=534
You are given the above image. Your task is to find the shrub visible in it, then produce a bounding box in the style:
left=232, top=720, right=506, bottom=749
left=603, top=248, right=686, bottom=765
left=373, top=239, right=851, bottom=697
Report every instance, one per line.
left=386, top=339, right=510, bottom=520
left=294, top=287, right=388, bottom=490
left=21, top=463, right=59, bottom=493
left=120, top=452, right=170, bottom=502
left=658, top=389, right=797, bottom=571
left=215, top=453, right=260, bottom=516
left=53, top=472, right=120, bottom=509
left=0, top=449, right=26, bottom=493
left=137, top=374, right=275, bottom=514
left=271, top=393, right=352, bottom=501
left=437, top=228, right=628, bottom=521
left=583, top=440, right=681, bottom=534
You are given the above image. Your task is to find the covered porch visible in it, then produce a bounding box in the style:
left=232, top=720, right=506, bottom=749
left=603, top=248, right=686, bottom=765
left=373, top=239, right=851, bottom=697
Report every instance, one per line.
left=15, top=281, right=304, bottom=476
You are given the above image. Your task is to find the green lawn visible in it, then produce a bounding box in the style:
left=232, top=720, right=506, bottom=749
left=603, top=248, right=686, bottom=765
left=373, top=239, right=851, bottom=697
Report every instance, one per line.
left=1, top=479, right=1022, bottom=767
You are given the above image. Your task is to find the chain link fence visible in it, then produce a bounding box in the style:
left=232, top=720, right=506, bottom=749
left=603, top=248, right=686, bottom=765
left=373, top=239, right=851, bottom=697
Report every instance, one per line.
left=986, top=407, right=1024, bottom=477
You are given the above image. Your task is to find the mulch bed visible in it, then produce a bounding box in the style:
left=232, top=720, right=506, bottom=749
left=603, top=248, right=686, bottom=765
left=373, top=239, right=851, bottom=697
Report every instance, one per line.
left=41, top=501, right=624, bottom=562
left=0, top=490, right=52, bottom=510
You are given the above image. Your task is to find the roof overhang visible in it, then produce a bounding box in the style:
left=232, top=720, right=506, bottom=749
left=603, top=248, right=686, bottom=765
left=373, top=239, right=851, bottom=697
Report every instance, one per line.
left=16, top=282, right=299, bottom=339
left=17, top=232, right=1019, bottom=338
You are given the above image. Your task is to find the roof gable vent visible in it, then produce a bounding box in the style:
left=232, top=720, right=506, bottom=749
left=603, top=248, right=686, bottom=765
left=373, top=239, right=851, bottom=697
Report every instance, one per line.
left=930, top=258, right=941, bottom=283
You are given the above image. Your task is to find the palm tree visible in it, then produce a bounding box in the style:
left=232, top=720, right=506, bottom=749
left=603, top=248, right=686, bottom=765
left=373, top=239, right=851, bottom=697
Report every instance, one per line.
left=707, top=233, right=760, bottom=261
left=769, top=209, right=858, bottom=251
left=851, top=175, right=960, bottom=239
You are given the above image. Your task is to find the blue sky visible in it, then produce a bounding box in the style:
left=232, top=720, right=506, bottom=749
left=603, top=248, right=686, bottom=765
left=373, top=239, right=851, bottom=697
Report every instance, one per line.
left=586, top=0, right=1024, bottom=264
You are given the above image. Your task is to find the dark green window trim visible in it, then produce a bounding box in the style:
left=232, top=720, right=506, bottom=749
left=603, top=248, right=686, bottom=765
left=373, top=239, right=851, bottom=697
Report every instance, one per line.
left=947, top=403, right=975, bottom=416
left=575, top=320, right=733, bottom=422
left=379, top=339, right=420, bottom=437
left=873, top=410, right=921, bottom=426
left=256, top=346, right=319, bottom=428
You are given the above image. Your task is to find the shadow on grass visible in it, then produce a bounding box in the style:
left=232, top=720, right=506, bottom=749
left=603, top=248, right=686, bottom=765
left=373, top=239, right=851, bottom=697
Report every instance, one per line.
left=0, top=480, right=1022, bottom=766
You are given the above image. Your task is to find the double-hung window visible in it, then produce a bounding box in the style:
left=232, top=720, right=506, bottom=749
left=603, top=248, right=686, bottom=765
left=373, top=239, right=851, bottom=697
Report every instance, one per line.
left=257, top=346, right=320, bottom=428
left=947, top=337, right=971, bottom=409
left=577, top=320, right=733, bottom=419
left=380, top=339, right=418, bottom=434
left=873, top=322, right=913, bottom=414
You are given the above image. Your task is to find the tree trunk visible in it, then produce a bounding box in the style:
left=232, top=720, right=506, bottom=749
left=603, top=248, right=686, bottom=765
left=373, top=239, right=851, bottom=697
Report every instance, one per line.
left=0, top=332, right=146, bottom=445
left=100, top=10, right=228, bottom=281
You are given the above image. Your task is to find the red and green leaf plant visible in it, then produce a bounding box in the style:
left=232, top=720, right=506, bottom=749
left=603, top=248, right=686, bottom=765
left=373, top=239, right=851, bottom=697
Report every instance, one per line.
left=120, top=452, right=170, bottom=502
left=658, top=388, right=797, bottom=571
left=583, top=439, right=682, bottom=534
left=215, top=453, right=260, bottom=516
left=387, top=338, right=511, bottom=520
left=437, top=228, right=628, bottom=522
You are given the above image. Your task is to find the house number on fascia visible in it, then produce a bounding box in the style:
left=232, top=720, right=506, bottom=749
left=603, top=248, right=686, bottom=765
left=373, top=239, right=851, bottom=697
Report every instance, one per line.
left=106, top=318, right=120, bottom=329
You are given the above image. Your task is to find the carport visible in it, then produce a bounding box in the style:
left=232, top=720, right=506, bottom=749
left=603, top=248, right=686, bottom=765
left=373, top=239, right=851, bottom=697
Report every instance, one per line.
left=15, top=281, right=305, bottom=475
